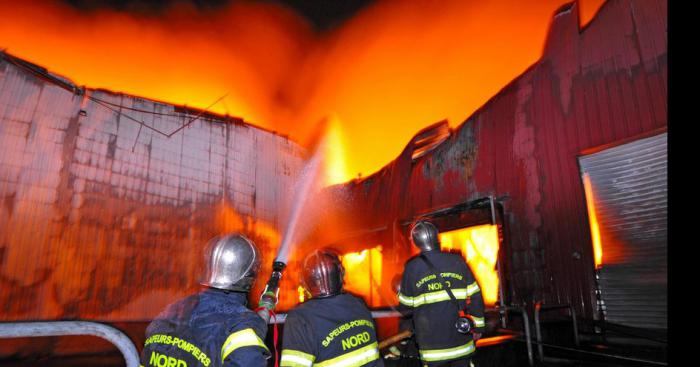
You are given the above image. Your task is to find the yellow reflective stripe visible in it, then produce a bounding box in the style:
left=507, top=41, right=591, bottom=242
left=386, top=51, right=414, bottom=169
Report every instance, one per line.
left=281, top=360, right=313, bottom=367
left=472, top=316, right=485, bottom=328
left=466, top=281, right=481, bottom=296
left=221, top=328, right=269, bottom=361
left=419, top=341, right=475, bottom=362
left=280, top=349, right=316, bottom=367
left=398, top=288, right=468, bottom=308
left=398, top=292, right=414, bottom=306
left=313, top=342, right=380, bottom=367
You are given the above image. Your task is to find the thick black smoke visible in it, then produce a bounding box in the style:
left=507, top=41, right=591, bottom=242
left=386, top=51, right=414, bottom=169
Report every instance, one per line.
left=63, top=0, right=376, bottom=31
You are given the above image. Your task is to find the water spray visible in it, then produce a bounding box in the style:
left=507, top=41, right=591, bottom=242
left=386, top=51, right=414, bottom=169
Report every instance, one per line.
left=256, top=132, right=327, bottom=324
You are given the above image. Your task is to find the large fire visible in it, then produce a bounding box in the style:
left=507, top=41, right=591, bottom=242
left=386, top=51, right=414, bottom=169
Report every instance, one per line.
left=0, top=0, right=607, bottom=314
left=439, top=225, right=500, bottom=306
left=340, top=246, right=384, bottom=307
left=322, top=115, right=350, bottom=186
left=0, top=0, right=605, bottom=182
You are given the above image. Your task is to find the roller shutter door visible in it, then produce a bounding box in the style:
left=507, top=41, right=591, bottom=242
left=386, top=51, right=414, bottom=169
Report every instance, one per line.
left=579, top=132, right=667, bottom=330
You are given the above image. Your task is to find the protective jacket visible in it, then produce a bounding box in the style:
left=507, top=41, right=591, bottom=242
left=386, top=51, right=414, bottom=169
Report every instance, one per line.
left=397, top=251, right=485, bottom=364
left=140, top=288, right=270, bottom=367
left=280, top=292, right=384, bottom=367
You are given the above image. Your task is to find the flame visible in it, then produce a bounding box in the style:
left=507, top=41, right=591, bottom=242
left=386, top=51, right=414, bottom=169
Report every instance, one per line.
left=582, top=173, right=603, bottom=268
left=341, top=246, right=383, bottom=307
left=0, top=0, right=609, bottom=319
left=321, top=115, right=349, bottom=186
left=439, top=225, right=500, bottom=306
left=0, top=0, right=313, bottom=128
left=0, top=0, right=605, bottom=183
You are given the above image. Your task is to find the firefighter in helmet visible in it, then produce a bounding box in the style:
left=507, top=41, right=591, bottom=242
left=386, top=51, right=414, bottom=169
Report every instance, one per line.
left=280, top=248, right=384, bottom=367
left=141, top=234, right=270, bottom=367
left=397, top=220, right=485, bottom=367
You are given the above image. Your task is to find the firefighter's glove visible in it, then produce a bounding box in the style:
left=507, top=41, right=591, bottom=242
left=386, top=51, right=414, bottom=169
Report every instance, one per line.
left=383, top=345, right=401, bottom=360
left=258, top=291, right=278, bottom=310
left=256, top=291, right=278, bottom=324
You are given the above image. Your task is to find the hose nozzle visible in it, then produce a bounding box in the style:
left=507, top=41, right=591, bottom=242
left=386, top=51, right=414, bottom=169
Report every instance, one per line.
left=257, top=261, right=286, bottom=323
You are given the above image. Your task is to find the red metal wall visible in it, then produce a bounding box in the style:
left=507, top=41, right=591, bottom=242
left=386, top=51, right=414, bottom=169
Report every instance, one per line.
left=327, top=0, right=667, bottom=320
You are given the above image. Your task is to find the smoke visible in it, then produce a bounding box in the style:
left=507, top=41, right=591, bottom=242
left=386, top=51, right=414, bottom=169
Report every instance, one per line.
left=0, top=0, right=314, bottom=130
left=0, top=0, right=605, bottom=182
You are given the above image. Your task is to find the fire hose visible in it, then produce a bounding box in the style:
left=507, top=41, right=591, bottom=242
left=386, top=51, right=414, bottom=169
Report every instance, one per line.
left=378, top=330, right=515, bottom=351
left=378, top=329, right=413, bottom=350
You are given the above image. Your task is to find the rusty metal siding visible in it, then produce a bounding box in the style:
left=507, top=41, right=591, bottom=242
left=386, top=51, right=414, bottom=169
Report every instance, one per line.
left=0, top=54, right=305, bottom=321
left=327, top=0, right=667, bottom=321
left=579, top=132, right=667, bottom=330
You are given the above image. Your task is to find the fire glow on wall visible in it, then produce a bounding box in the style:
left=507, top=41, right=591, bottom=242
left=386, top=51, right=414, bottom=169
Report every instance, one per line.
left=582, top=173, right=603, bottom=269
left=341, top=246, right=383, bottom=307
left=439, top=225, right=500, bottom=306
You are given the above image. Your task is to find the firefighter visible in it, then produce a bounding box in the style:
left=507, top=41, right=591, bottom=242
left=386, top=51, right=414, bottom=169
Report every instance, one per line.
left=280, top=248, right=384, bottom=367
left=140, top=234, right=270, bottom=367
left=397, top=220, right=485, bottom=367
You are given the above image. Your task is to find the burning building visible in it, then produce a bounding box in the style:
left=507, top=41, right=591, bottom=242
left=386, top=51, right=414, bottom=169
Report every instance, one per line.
left=313, top=0, right=667, bottom=339
left=0, top=0, right=667, bottom=364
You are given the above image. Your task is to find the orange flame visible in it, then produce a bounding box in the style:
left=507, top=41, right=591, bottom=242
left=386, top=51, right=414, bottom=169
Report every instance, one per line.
left=582, top=173, right=603, bottom=268
left=340, top=246, right=383, bottom=307
left=321, top=115, right=350, bottom=186
left=439, top=225, right=500, bottom=306
left=0, top=0, right=605, bottom=182
left=1, top=0, right=614, bottom=321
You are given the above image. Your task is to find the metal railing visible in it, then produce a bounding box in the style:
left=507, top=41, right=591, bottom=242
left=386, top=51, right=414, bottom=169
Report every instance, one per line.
left=534, top=301, right=579, bottom=362
left=499, top=305, right=534, bottom=366
left=0, top=321, right=140, bottom=367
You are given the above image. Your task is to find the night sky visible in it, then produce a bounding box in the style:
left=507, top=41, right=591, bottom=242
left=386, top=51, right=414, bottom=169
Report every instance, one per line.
left=63, top=0, right=376, bottom=31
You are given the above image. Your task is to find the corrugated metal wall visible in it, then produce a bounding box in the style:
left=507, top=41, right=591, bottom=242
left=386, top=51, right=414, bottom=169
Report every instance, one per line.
left=579, top=132, right=667, bottom=330
left=0, top=54, right=305, bottom=321
left=324, top=0, right=667, bottom=321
